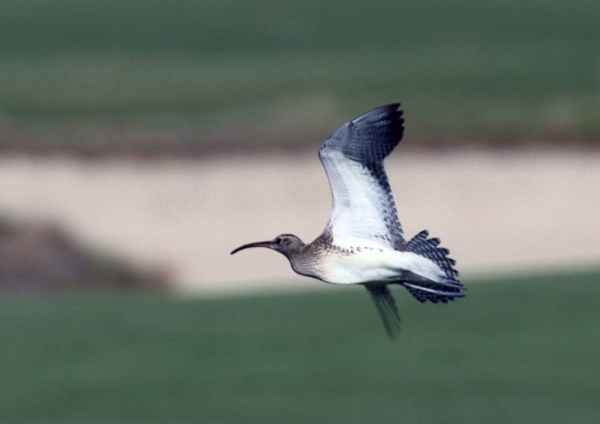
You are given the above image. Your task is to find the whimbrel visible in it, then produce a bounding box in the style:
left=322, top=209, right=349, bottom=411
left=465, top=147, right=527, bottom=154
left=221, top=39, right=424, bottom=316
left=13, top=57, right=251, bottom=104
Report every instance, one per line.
left=231, top=103, right=464, bottom=338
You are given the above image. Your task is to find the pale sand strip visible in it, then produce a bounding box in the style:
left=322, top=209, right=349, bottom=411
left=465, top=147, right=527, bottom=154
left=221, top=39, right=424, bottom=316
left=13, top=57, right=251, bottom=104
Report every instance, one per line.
left=0, top=149, right=597, bottom=295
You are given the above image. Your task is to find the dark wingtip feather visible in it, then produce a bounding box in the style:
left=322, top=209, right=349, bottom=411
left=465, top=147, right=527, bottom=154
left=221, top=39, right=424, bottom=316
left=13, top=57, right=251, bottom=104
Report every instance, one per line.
left=323, top=102, right=405, bottom=163
left=359, top=103, right=401, bottom=116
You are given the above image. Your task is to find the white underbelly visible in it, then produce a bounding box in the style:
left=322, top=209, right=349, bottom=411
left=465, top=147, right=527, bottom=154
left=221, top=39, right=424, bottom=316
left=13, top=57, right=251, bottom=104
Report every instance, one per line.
left=319, top=249, right=443, bottom=285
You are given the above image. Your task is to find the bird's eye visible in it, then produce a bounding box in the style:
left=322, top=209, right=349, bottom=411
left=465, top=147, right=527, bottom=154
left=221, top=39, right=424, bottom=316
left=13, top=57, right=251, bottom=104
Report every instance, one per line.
left=275, top=237, right=282, bottom=244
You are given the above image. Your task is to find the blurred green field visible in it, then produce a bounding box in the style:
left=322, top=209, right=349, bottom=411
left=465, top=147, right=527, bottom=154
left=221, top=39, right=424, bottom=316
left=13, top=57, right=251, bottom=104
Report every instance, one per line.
left=1, top=0, right=599, bottom=146
left=1, top=270, right=599, bottom=424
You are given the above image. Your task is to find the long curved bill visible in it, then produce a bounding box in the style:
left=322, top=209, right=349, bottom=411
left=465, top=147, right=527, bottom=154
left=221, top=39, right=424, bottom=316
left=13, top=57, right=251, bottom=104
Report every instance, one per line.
left=230, top=241, right=272, bottom=255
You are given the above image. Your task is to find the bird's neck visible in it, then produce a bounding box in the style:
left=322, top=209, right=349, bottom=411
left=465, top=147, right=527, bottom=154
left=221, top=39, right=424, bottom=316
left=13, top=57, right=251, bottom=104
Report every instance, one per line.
left=283, top=243, right=307, bottom=261
left=288, top=253, right=318, bottom=279
left=286, top=232, right=331, bottom=278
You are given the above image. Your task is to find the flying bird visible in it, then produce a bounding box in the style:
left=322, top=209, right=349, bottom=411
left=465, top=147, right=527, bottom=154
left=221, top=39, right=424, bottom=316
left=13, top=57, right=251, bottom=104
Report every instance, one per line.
left=231, top=103, right=464, bottom=338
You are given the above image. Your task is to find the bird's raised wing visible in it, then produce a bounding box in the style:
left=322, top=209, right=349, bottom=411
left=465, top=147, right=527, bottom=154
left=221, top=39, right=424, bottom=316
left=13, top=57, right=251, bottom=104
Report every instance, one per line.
left=318, top=103, right=405, bottom=250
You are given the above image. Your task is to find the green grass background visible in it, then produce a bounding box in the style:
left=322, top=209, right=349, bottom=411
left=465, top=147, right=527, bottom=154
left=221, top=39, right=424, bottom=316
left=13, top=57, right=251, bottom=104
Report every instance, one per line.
left=1, top=0, right=599, bottom=144
left=1, top=3, right=598, bottom=421
left=2, top=270, right=599, bottom=423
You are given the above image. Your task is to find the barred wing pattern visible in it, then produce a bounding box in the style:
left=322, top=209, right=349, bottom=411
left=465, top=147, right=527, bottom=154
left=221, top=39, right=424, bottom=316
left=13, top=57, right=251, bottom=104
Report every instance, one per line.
left=318, top=103, right=406, bottom=250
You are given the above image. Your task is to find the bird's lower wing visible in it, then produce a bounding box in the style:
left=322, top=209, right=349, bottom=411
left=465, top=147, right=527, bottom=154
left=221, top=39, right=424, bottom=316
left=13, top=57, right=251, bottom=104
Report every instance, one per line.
left=365, top=285, right=401, bottom=339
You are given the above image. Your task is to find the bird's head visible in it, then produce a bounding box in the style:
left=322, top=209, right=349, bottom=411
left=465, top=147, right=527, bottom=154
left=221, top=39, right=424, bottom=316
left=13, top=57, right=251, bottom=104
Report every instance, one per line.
left=231, top=234, right=305, bottom=258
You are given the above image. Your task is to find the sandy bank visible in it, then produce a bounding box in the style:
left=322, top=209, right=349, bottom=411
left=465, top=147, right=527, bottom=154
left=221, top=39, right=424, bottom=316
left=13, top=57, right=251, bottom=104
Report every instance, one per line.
left=0, top=149, right=597, bottom=295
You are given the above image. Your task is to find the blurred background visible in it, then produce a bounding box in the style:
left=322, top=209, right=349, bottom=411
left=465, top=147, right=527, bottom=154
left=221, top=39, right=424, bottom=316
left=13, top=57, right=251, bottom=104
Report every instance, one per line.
left=0, top=1, right=599, bottom=423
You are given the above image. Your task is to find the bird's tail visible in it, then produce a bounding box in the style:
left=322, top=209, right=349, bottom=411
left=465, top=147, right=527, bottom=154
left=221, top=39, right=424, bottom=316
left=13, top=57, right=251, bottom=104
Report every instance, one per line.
left=401, top=230, right=465, bottom=303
